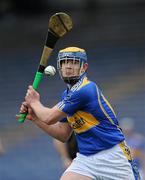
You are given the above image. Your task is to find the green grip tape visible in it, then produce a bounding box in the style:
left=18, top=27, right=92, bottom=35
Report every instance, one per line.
left=18, top=72, right=43, bottom=123
left=32, top=72, right=43, bottom=90
left=18, top=113, right=27, bottom=123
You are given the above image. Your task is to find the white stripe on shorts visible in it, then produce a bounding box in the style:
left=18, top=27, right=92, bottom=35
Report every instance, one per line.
left=63, top=144, right=135, bottom=180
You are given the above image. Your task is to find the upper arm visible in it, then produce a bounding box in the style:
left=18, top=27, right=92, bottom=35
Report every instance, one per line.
left=57, top=89, right=87, bottom=115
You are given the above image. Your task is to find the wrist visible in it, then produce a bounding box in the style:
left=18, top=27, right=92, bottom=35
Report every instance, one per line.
left=30, top=101, right=42, bottom=109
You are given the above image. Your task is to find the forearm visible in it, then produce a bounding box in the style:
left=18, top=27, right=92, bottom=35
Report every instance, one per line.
left=30, top=101, right=51, bottom=123
left=30, top=102, right=66, bottom=125
left=33, top=120, right=72, bottom=142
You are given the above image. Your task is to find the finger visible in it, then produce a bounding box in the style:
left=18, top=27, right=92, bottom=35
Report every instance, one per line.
left=29, top=85, right=33, bottom=89
left=20, top=107, right=27, bottom=113
left=26, top=114, right=33, bottom=121
left=27, top=89, right=31, bottom=94
left=16, top=114, right=20, bottom=120
left=22, top=101, right=28, bottom=107
left=28, top=85, right=34, bottom=91
left=26, top=89, right=34, bottom=97
left=28, top=107, right=33, bottom=114
left=20, top=104, right=28, bottom=113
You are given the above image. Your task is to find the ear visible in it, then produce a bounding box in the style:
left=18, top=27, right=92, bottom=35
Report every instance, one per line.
left=83, top=63, right=88, bottom=71
left=80, top=63, right=88, bottom=73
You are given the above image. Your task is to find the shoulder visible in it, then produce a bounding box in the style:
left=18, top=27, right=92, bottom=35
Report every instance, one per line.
left=72, top=78, right=99, bottom=101
left=71, top=77, right=96, bottom=91
left=78, top=78, right=98, bottom=95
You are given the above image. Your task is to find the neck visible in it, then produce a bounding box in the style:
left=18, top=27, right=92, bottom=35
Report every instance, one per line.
left=65, top=78, right=79, bottom=88
left=66, top=74, right=87, bottom=89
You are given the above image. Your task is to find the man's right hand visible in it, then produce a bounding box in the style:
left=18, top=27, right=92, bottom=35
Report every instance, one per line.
left=16, top=101, right=38, bottom=122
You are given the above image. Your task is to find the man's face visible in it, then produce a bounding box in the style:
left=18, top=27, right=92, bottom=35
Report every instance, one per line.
left=60, top=59, right=81, bottom=78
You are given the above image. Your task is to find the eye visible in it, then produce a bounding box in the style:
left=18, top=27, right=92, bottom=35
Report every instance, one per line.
left=66, top=59, right=73, bottom=64
left=60, top=60, right=65, bottom=66
left=74, top=60, right=79, bottom=64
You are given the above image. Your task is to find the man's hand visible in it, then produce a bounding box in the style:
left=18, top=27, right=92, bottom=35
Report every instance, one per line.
left=16, top=101, right=38, bottom=122
left=25, top=86, right=40, bottom=106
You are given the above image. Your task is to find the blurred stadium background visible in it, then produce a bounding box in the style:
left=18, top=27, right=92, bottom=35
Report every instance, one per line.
left=0, top=0, right=145, bottom=179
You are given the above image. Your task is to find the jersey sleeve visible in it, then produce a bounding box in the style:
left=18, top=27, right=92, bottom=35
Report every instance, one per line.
left=57, top=89, right=86, bottom=115
left=60, top=117, right=68, bottom=123
left=58, top=90, right=68, bottom=122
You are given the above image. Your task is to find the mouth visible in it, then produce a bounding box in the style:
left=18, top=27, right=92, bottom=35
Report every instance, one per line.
left=65, top=69, right=74, bottom=75
left=64, top=73, right=74, bottom=77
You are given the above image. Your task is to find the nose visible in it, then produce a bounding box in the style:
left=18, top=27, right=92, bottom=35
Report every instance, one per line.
left=66, top=61, right=72, bottom=68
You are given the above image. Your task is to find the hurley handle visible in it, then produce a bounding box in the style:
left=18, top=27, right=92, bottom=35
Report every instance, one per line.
left=18, top=72, right=43, bottom=123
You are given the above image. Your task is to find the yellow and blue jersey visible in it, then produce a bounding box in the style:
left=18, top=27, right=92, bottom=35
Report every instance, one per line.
left=57, top=76, right=125, bottom=155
